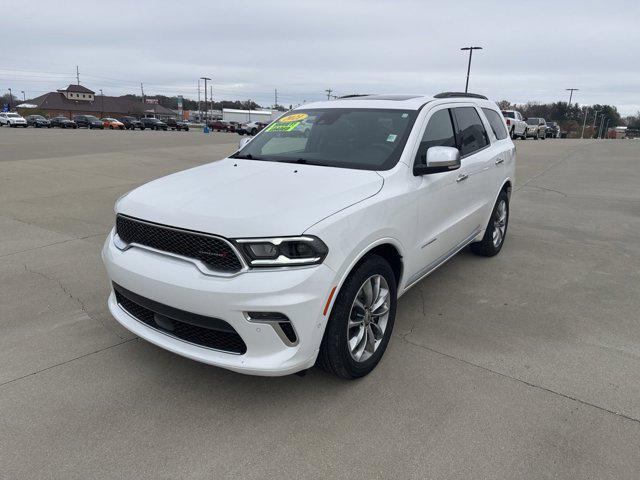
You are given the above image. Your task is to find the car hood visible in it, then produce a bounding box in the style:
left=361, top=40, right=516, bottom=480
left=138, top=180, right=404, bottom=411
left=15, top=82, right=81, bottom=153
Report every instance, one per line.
left=118, top=157, right=383, bottom=237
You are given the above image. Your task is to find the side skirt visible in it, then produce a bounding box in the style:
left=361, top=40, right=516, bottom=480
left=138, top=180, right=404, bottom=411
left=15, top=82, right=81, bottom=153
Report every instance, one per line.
left=401, top=226, right=481, bottom=295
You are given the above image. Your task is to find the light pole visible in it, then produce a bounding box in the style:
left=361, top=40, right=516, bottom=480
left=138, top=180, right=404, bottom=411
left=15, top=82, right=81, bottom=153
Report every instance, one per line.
left=21, top=90, right=25, bottom=101
left=460, top=46, right=483, bottom=93
left=566, top=88, right=578, bottom=108
left=592, top=109, right=600, bottom=137
left=598, top=115, right=606, bottom=139
left=8, top=88, right=12, bottom=110
left=100, top=89, right=104, bottom=117
left=580, top=107, right=589, bottom=139
left=200, top=77, right=211, bottom=125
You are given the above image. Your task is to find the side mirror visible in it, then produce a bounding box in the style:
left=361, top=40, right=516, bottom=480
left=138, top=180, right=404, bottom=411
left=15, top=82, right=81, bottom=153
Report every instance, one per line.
left=238, top=137, right=251, bottom=149
left=414, top=146, right=461, bottom=176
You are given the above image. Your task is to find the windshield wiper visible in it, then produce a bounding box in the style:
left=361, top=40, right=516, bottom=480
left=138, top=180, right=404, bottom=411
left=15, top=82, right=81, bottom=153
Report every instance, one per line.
left=230, top=153, right=263, bottom=160
left=273, top=157, right=320, bottom=165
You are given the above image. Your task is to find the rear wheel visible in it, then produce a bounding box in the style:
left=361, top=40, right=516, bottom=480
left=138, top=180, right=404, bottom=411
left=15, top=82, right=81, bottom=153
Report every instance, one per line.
left=470, top=190, right=509, bottom=257
left=318, top=255, right=397, bottom=379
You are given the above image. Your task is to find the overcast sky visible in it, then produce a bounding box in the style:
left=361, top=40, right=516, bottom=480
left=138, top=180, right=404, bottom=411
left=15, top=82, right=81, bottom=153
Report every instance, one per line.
left=2, top=0, right=639, bottom=114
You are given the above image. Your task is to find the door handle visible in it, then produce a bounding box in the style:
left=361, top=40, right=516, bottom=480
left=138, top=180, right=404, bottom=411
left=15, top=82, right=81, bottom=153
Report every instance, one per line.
left=495, top=157, right=504, bottom=165
left=456, top=173, right=469, bottom=182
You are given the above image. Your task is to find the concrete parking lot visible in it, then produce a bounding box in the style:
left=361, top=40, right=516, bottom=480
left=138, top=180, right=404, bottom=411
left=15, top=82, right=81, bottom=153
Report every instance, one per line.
left=1, top=128, right=639, bottom=479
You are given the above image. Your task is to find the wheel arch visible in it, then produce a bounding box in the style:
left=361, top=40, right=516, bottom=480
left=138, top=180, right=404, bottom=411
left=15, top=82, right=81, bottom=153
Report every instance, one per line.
left=324, top=238, right=404, bottom=319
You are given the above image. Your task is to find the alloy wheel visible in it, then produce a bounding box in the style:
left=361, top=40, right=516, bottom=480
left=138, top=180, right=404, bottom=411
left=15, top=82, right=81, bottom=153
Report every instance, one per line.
left=347, top=274, right=390, bottom=362
left=492, top=199, right=507, bottom=248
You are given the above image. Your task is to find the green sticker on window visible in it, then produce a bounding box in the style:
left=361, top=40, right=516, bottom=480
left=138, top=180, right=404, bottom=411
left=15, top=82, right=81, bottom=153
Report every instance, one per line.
left=265, top=121, right=301, bottom=132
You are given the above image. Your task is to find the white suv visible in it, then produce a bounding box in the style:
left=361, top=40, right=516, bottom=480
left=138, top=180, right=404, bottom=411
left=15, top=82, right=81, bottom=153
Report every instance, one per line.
left=103, top=92, right=515, bottom=379
left=0, top=112, right=28, bottom=127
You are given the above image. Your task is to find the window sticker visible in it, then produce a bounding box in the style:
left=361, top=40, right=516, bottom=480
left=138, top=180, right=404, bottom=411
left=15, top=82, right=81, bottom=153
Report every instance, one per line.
left=265, top=121, right=301, bottom=132
left=401, top=113, right=408, bottom=118
left=278, top=113, right=308, bottom=123
left=386, top=134, right=397, bottom=142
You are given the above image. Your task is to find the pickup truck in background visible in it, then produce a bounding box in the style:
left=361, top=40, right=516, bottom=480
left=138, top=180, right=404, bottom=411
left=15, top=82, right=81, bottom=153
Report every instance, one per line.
left=501, top=110, right=527, bottom=139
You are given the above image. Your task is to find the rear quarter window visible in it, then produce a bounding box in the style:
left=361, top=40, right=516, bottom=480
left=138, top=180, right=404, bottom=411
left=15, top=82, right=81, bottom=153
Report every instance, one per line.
left=482, top=108, right=509, bottom=140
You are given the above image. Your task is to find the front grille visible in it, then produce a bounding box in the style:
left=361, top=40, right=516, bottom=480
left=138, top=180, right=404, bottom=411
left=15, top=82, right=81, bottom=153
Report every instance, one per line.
left=114, top=283, right=247, bottom=354
left=115, top=215, right=243, bottom=273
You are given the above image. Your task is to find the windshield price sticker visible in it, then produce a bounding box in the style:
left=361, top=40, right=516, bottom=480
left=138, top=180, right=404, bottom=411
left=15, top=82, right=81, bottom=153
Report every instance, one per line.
left=266, top=121, right=301, bottom=132
left=278, top=113, right=308, bottom=123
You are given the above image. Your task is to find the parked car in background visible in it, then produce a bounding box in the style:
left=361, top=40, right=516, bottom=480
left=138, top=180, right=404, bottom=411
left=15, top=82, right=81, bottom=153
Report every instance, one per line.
left=0, top=112, right=28, bottom=127
left=50, top=116, right=78, bottom=129
left=119, top=116, right=145, bottom=130
left=141, top=117, right=168, bottom=130
left=501, top=110, right=527, bottom=139
left=237, top=121, right=267, bottom=135
left=102, top=118, right=125, bottom=130
left=208, top=120, right=233, bottom=132
left=73, top=115, right=104, bottom=129
left=25, top=115, right=52, bottom=128
left=546, top=121, right=560, bottom=138
left=166, top=118, right=190, bottom=131
left=525, top=117, right=547, bottom=140
left=103, top=93, right=515, bottom=379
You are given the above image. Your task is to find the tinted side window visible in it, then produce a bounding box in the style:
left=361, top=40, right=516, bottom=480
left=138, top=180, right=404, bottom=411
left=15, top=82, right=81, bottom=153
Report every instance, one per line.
left=482, top=108, right=508, bottom=140
left=415, top=109, right=456, bottom=164
left=452, top=107, right=489, bottom=156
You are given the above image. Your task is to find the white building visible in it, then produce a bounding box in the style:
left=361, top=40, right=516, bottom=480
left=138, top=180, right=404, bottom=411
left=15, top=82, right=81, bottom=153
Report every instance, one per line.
left=222, top=108, right=281, bottom=123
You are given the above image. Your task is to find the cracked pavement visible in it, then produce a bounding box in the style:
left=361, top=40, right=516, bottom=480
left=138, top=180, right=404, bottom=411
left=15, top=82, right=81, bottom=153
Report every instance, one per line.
left=1, top=130, right=639, bottom=479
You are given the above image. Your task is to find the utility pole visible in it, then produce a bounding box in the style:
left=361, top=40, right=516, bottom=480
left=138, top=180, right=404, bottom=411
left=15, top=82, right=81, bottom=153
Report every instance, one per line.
left=21, top=90, right=25, bottom=101
left=140, top=83, right=145, bottom=103
left=580, top=108, right=588, bottom=139
left=604, top=118, right=610, bottom=139
left=598, top=115, right=606, bottom=139
left=76, top=65, right=80, bottom=85
left=8, top=88, right=12, bottom=110
left=99, top=89, right=104, bottom=117
left=210, top=85, right=213, bottom=116
left=460, top=46, right=483, bottom=93
left=274, top=88, right=278, bottom=109
left=325, top=89, right=333, bottom=100
left=200, top=77, right=211, bottom=124
left=197, top=79, right=201, bottom=121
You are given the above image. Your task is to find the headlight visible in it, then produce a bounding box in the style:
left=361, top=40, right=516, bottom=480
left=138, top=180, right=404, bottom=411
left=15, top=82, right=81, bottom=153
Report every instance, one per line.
left=235, top=236, right=328, bottom=267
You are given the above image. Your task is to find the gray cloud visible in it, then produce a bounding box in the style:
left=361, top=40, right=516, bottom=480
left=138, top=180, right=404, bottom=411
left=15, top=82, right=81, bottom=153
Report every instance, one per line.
left=2, top=0, right=639, bottom=114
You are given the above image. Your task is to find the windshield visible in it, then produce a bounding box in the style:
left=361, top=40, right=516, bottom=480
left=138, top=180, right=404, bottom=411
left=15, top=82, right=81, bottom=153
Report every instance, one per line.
left=86, top=116, right=99, bottom=121
left=526, top=118, right=539, bottom=125
left=501, top=111, right=515, bottom=119
left=7, top=113, right=20, bottom=118
left=232, top=108, right=418, bottom=170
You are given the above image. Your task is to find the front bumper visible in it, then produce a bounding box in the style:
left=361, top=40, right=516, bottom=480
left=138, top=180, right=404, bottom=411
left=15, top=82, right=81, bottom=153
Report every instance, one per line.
left=102, top=229, right=337, bottom=376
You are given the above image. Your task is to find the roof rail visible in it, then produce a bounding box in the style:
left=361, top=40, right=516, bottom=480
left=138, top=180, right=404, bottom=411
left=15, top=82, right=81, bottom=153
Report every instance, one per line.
left=434, top=92, right=488, bottom=100
left=338, top=94, right=372, bottom=99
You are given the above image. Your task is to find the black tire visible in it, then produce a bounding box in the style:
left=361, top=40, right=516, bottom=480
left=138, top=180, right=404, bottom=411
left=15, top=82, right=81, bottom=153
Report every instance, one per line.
left=510, top=127, right=516, bottom=139
left=470, top=189, right=509, bottom=257
left=318, top=255, right=397, bottom=379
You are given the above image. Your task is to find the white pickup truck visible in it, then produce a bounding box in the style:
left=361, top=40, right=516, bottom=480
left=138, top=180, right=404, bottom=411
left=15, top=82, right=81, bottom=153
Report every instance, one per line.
left=501, top=110, right=527, bottom=139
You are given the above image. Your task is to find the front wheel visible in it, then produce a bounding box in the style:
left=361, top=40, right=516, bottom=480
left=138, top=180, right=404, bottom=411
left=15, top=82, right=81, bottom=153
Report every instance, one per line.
left=470, top=190, right=509, bottom=257
left=318, top=255, right=397, bottom=379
